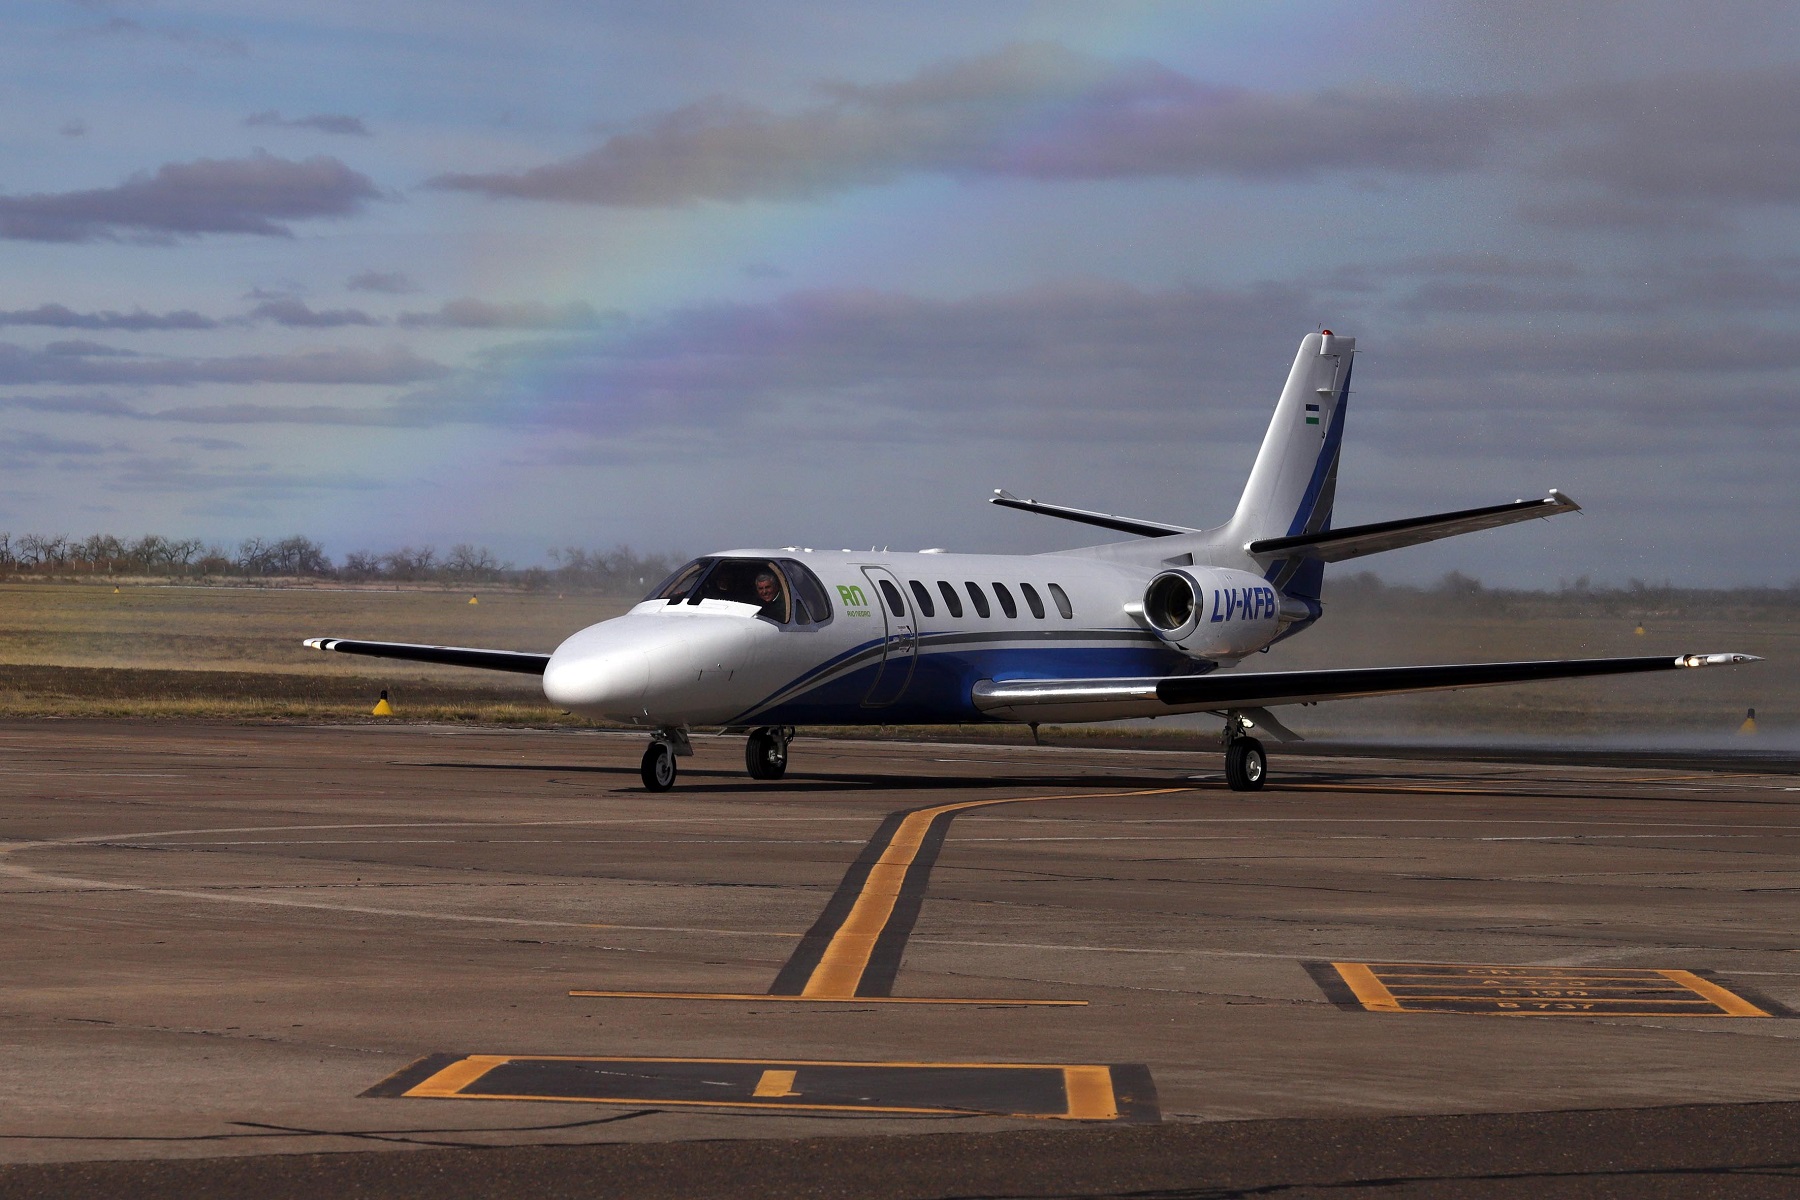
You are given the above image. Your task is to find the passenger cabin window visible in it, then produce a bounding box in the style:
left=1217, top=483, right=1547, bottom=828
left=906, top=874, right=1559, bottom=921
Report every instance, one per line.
left=1020, top=582, right=1046, bottom=619
left=964, top=581, right=991, bottom=618
left=936, top=580, right=963, bottom=618
left=908, top=580, right=935, bottom=618
left=992, top=582, right=1018, bottom=619
left=878, top=579, right=906, bottom=617
left=1047, top=582, right=1074, bottom=619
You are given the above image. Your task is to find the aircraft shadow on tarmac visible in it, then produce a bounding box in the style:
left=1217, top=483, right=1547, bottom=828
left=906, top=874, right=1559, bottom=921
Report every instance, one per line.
left=403, top=759, right=1221, bottom=793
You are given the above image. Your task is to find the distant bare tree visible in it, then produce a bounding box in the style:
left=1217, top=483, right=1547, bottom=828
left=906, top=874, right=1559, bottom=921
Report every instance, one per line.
left=381, top=545, right=437, bottom=581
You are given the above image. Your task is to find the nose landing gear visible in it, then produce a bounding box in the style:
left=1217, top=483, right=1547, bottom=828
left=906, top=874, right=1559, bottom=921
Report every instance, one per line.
left=641, top=726, right=692, bottom=792
left=745, top=726, right=793, bottom=780
left=1222, top=712, right=1267, bottom=792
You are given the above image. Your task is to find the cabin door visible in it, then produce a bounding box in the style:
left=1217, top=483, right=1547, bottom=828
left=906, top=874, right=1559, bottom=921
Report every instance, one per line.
left=859, top=566, right=917, bottom=707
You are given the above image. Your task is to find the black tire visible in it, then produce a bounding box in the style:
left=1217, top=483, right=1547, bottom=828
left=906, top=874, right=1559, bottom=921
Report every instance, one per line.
left=745, top=727, right=788, bottom=780
left=1224, top=738, right=1267, bottom=792
left=641, top=742, right=677, bottom=791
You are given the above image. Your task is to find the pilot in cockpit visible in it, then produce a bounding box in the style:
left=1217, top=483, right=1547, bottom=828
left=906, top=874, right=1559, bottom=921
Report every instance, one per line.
left=753, top=570, right=787, bottom=620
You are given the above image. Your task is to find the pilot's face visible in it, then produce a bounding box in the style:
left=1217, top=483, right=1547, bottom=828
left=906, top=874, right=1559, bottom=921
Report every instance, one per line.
left=755, top=575, right=779, bottom=602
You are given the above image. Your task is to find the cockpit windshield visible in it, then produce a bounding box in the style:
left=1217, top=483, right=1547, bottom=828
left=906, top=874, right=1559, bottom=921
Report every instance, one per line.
left=645, top=557, right=833, bottom=627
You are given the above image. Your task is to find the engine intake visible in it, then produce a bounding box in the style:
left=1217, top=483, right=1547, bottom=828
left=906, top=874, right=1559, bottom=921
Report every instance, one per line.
left=1140, top=567, right=1284, bottom=660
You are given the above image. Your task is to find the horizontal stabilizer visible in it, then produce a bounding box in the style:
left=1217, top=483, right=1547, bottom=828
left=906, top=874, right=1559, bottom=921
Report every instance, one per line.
left=1248, top=492, right=1579, bottom=564
left=304, top=637, right=550, bottom=675
left=990, top=489, right=1196, bottom=539
left=973, top=652, right=1758, bottom=723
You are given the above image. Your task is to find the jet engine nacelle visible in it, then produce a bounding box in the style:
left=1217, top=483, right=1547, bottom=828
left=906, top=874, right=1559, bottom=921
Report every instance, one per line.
left=1140, top=567, right=1283, bottom=660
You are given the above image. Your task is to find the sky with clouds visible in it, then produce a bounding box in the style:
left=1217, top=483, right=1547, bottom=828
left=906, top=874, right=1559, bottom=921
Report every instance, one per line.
left=3, top=0, right=1797, bottom=584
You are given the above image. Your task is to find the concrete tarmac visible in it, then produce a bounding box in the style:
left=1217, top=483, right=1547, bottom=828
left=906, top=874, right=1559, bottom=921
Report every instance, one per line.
left=0, top=721, right=1795, bottom=1194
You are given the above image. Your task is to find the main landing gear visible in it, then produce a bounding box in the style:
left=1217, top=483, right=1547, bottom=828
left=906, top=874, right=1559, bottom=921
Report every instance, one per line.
left=640, top=727, right=692, bottom=792
left=745, top=726, right=793, bottom=781
left=1221, top=712, right=1267, bottom=792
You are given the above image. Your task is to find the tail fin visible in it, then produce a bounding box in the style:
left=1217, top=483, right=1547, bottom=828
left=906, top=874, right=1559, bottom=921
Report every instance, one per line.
left=1224, top=331, right=1352, bottom=599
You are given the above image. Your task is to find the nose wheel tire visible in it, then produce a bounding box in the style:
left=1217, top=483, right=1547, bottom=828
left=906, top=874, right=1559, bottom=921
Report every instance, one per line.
left=1225, top=737, right=1267, bottom=792
left=641, top=742, right=678, bottom=791
left=745, top=727, right=789, bottom=780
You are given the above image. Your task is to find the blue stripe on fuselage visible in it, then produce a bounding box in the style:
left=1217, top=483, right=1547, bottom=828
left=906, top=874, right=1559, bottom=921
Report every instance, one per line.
left=740, top=641, right=1200, bottom=726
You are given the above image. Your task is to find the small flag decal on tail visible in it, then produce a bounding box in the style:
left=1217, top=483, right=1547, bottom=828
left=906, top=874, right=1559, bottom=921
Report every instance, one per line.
left=1305, top=403, right=1321, bottom=425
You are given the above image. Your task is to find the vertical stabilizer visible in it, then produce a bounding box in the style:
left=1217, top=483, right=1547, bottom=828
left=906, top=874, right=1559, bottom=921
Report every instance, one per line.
left=1224, top=332, right=1352, bottom=599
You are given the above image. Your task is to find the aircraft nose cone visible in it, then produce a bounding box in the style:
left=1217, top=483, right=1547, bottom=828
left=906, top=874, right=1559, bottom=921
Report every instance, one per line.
left=543, top=627, right=650, bottom=717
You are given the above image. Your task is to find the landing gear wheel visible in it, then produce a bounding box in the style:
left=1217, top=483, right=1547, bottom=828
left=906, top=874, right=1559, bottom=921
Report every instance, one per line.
left=641, top=741, right=678, bottom=791
left=1225, top=737, right=1267, bottom=792
left=745, top=727, right=789, bottom=780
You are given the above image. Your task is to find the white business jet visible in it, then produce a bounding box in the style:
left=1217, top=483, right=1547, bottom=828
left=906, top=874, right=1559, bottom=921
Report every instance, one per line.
left=307, top=332, right=1756, bottom=791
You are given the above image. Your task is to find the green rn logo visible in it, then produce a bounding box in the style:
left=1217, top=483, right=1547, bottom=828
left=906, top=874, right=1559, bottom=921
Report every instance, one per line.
left=837, top=584, right=868, bottom=609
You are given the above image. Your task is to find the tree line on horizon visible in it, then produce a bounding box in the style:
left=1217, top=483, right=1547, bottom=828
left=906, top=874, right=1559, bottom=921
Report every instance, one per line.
left=0, top=532, right=681, bottom=594
left=0, top=533, right=1794, bottom=606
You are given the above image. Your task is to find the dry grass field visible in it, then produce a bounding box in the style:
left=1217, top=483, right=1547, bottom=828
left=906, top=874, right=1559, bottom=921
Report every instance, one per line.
left=0, top=581, right=628, bottom=721
left=0, top=578, right=1789, bottom=742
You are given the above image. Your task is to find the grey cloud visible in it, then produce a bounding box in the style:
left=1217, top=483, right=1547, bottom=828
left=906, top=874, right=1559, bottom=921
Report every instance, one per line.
left=170, top=435, right=246, bottom=450
left=396, top=282, right=1318, bottom=438
left=248, top=298, right=380, bottom=328
left=0, top=431, right=114, bottom=456
left=0, top=303, right=218, bottom=331
left=60, top=120, right=87, bottom=138
left=0, top=342, right=446, bottom=386
left=397, top=298, right=607, bottom=329
left=145, top=402, right=420, bottom=426
left=45, top=339, right=138, bottom=357
left=1546, top=67, right=1800, bottom=206
left=0, top=152, right=379, bottom=243
left=346, top=270, right=417, bottom=294
left=0, top=390, right=413, bottom=426
left=245, top=111, right=371, bottom=136
left=77, top=17, right=248, bottom=59
left=0, top=393, right=141, bottom=418
left=1385, top=325, right=1800, bottom=379
left=428, top=42, right=1524, bottom=206
left=426, top=45, right=1800, bottom=227
left=1515, top=195, right=1725, bottom=231
left=113, top=458, right=380, bottom=493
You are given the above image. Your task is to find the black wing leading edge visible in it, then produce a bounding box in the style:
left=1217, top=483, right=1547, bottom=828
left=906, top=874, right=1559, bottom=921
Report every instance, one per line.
left=303, top=637, right=551, bottom=675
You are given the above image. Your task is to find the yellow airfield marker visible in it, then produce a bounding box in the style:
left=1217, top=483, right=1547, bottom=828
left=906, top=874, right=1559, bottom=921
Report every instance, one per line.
left=468, top=596, right=479, bottom=605
left=1634, top=624, right=1645, bottom=636
left=1739, top=707, right=1757, bottom=735
left=113, top=586, right=121, bottom=594
left=372, top=689, right=394, bottom=716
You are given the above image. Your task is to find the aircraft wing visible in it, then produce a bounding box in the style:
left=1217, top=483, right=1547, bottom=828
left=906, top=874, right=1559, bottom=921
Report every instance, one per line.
left=972, top=653, right=1758, bottom=724
left=989, top=490, right=1198, bottom=538
left=1248, top=492, right=1579, bottom=564
left=303, top=637, right=550, bottom=675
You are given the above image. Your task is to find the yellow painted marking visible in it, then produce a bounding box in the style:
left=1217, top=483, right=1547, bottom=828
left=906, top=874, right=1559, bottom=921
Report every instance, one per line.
left=1061, top=1066, right=1118, bottom=1120
left=1332, top=963, right=1774, bottom=1017
left=403, top=1054, right=508, bottom=1098
left=1660, top=969, right=1772, bottom=1017
left=799, top=787, right=1187, bottom=999
left=753, top=1069, right=799, bottom=1098
left=409, top=1091, right=1081, bottom=1118
left=1332, top=961, right=1404, bottom=1012
left=395, top=1054, right=1122, bottom=1121
left=567, top=990, right=1084, bottom=1006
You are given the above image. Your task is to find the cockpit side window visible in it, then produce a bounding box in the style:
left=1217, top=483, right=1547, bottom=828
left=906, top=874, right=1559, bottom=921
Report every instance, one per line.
left=779, top=559, right=833, bottom=627
left=648, top=558, right=714, bottom=602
